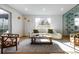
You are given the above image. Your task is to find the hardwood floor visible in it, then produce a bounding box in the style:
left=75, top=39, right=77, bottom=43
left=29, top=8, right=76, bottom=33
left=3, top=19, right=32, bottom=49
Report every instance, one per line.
left=62, top=35, right=70, bottom=40
left=1, top=37, right=79, bottom=54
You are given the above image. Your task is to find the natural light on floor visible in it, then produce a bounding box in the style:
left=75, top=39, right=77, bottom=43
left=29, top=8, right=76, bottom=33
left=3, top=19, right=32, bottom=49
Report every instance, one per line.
left=52, top=40, right=79, bottom=54
left=37, top=39, right=79, bottom=53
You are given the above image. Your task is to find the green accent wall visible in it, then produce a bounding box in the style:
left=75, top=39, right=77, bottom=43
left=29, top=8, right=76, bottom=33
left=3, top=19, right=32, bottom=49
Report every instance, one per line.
left=63, top=5, right=79, bottom=35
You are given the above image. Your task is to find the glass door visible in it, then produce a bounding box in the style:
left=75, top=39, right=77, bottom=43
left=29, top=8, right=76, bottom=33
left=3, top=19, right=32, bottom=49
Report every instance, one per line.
left=0, top=9, right=11, bottom=36
left=0, top=18, right=8, bottom=35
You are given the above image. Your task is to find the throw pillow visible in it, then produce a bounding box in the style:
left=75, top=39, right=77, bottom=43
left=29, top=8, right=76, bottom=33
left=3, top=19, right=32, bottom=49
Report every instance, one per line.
left=33, top=29, right=39, bottom=33
left=48, top=29, right=53, bottom=33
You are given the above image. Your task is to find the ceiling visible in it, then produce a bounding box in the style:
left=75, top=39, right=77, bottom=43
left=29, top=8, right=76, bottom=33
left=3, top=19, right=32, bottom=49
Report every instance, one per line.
left=9, top=4, right=76, bottom=16
left=0, top=9, right=9, bottom=14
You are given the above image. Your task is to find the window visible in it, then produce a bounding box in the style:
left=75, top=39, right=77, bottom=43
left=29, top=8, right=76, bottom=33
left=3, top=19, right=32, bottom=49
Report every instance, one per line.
left=75, top=18, right=79, bottom=26
left=74, top=17, right=79, bottom=31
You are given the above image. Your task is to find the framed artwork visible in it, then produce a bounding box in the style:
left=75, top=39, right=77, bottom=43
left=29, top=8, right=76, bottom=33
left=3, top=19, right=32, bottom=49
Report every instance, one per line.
left=35, top=17, right=51, bottom=29
left=35, top=18, right=51, bottom=26
left=38, top=18, right=50, bottom=25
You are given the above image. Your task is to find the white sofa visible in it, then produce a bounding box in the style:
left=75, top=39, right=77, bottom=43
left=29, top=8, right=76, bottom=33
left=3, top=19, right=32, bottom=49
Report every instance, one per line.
left=31, top=29, right=62, bottom=39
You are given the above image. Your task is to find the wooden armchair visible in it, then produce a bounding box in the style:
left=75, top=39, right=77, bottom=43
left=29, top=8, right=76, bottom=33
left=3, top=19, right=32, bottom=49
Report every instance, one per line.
left=70, top=33, right=79, bottom=46
left=0, top=33, right=19, bottom=54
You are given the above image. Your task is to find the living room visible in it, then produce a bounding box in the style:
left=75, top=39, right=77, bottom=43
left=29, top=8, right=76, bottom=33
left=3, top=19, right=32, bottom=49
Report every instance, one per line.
left=1, top=4, right=79, bottom=54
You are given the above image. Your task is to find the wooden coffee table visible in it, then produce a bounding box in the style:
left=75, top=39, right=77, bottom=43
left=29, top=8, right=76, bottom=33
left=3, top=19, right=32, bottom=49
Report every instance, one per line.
left=31, top=35, right=53, bottom=44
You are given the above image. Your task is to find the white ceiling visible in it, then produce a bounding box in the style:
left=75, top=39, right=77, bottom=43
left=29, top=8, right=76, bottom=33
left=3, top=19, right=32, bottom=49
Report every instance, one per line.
left=9, top=4, right=76, bottom=16
left=0, top=9, right=9, bottom=14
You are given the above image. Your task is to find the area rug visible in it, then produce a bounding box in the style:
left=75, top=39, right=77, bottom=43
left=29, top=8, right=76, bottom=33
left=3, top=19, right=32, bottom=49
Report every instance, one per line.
left=0, top=39, right=67, bottom=54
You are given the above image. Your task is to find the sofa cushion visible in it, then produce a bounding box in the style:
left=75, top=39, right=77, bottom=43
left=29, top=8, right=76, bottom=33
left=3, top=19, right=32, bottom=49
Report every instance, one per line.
left=38, top=29, right=48, bottom=33
left=48, top=29, right=53, bottom=33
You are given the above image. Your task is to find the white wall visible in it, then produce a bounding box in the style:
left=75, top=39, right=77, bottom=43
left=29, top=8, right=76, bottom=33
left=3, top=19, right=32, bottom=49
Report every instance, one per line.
left=51, top=15, right=62, bottom=33
left=24, top=15, right=63, bottom=36
left=0, top=4, right=63, bottom=37
left=0, top=4, right=23, bottom=37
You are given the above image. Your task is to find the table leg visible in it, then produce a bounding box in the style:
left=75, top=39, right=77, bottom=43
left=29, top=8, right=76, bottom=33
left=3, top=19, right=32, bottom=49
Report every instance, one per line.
left=31, top=37, right=34, bottom=44
left=34, top=37, right=36, bottom=43
left=50, top=39, right=52, bottom=44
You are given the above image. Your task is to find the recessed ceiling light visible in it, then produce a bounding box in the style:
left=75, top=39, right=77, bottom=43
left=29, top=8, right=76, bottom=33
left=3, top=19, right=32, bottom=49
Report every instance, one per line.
left=61, top=8, right=64, bottom=11
left=42, top=8, right=46, bottom=11
left=25, top=8, right=28, bottom=11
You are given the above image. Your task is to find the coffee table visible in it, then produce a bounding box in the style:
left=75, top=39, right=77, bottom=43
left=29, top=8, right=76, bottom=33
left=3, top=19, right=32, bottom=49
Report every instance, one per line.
left=31, top=35, right=53, bottom=44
